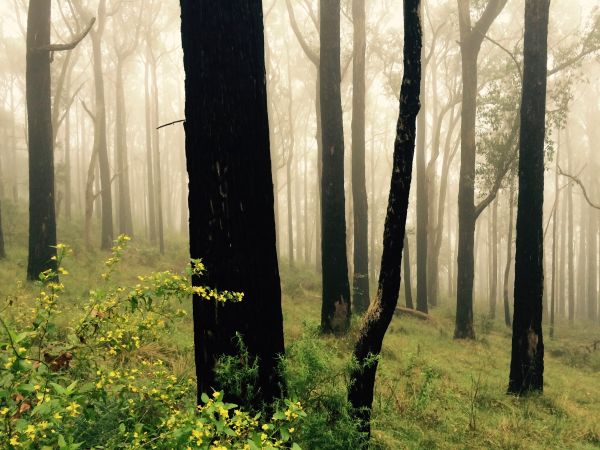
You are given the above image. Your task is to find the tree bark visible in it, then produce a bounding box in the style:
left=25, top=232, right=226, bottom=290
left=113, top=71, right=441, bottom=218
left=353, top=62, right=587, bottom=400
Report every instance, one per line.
left=26, top=0, right=58, bottom=280
left=180, top=0, right=285, bottom=407
left=508, top=0, right=549, bottom=395
left=351, top=0, right=370, bottom=314
left=348, top=0, right=421, bottom=435
left=320, top=0, right=351, bottom=333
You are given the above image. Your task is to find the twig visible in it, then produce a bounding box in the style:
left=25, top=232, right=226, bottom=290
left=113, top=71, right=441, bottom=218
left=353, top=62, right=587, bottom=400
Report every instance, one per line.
left=156, top=119, right=185, bottom=130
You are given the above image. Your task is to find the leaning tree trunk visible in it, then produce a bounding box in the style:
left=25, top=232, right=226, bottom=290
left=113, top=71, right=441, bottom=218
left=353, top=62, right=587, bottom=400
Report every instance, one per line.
left=180, top=0, right=285, bottom=408
left=320, top=0, right=351, bottom=333
left=508, top=0, right=549, bottom=395
left=351, top=0, right=370, bottom=314
left=26, top=0, right=57, bottom=280
left=348, top=0, right=421, bottom=435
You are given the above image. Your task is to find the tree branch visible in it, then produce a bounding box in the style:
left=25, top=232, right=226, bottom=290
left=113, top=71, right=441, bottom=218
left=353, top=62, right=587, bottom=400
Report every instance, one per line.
left=37, top=18, right=95, bottom=52
left=285, top=0, right=319, bottom=66
left=557, top=164, right=600, bottom=210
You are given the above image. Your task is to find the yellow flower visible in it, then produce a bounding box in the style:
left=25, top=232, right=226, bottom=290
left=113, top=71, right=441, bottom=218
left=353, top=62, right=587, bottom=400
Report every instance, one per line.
left=65, top=401, right=81, bottom=417
left=261, top=424, right=269, bottom=431
left=0, top=407, right=9, bottom=416
left=25, top=424, right=36, bottom=436
left=212, top=391, right=220, bottom=399
left=53, top=412, right=62, bottom=420
left=260, top=433, right=268, bottom=441
left=17, top=347, right=27, bottom=355
left=289, top=427, right=295, bottom=433
left=9, top=436, right=19, bottom=446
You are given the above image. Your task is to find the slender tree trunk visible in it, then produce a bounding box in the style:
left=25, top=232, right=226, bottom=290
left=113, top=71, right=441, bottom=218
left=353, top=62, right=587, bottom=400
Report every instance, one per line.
left=64, top=70, right=72, bottom=221
left=577, top=194, right=587, bottom=319
left=566, top=137, right=575, bottom=325
left=586, top=181, right=598, bottom=321
left=26, top=0, right=57, bottom=279
left=150, top=50, right=165, bottom=254
left=115, top=58, right=134, bottom=237
left=508, top=0, right=549, bottom=395
left=488, top=198, right=498, bottom=318
left=351, top=0, right=370, bottom=313
left=348, top=0, right=421, bottom=435
left=144, top=55, right=157, bottom=243
left=320, top=0, right=351, bottom=333
left=455, top=0, right=507, bottom=339
left=403, top=234, right=414, bottom=309
left=503, top=187, right=514, bottom=327
left=0, top=202, right=5, bottom=259
left=180, top=0, right=285, bottom=408
left=550, top=142, right=559, bottom=338
left=415, top=38, right=428, bottom=312
left=286, top=151, right=294, bottom=266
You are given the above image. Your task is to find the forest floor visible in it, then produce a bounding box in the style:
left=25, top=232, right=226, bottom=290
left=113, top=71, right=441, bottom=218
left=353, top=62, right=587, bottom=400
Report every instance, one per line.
left=0, top=211, right=599, bottom=449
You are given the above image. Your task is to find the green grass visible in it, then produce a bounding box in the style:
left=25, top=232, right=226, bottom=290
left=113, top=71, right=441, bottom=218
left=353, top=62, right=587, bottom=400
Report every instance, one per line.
left=1, top=210, right=599, bottom=449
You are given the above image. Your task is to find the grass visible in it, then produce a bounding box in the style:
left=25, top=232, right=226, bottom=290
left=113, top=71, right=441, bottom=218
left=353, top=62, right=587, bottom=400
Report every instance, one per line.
left=1, top=208, right=599, bottom=449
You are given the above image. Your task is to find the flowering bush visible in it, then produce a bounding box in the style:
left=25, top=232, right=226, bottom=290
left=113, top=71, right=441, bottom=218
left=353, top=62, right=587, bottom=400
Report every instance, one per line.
left=0, top=236, right=304, bottom=449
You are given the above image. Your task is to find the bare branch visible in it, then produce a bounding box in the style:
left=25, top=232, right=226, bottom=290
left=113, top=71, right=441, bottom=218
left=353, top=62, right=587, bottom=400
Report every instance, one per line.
left=557, top=164, right=600, bottom=210
left=36, top=18, right=96, bottom=52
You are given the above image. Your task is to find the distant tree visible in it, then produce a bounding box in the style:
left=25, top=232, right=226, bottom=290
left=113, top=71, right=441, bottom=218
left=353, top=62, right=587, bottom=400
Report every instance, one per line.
left=320, top=0, right=351, bottom=333
left=180, top=0, right=285, bottom=407
left=351, top=0, right=370, bottom=313
left=0, top=201, right=5, bottom=259
left=348, top=0, right=422, bottom=435
left=26, top=0, right=93, bottom=280
left=508, top=0, right=550, bottom=395
left=455, top=0, right=507, bottom=339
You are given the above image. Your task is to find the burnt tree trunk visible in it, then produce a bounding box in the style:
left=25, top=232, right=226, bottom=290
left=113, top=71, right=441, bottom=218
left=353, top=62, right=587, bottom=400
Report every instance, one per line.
left=508, top=0, right=549, bottom=395
left=348, top=0, right=421, bottom=435
left=320, top=0, right=351, bottom=333
left=352, top=0, right=370, bottom=314
left=26, top=0, right=57, bottom=280
left=180, top=0, right=285, bottom=407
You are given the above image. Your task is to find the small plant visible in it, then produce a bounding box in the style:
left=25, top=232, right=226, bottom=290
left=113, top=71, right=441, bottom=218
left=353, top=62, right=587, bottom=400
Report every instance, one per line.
left=0, top=236, right=305, bottom=449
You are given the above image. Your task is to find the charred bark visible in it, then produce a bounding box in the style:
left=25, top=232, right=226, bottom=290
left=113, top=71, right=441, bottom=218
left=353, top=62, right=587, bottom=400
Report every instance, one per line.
left=508, top=0, right=549, bottom=395
left=348, top=0, right=421, bottom=435
left=180, top=0, right=285, bottom=408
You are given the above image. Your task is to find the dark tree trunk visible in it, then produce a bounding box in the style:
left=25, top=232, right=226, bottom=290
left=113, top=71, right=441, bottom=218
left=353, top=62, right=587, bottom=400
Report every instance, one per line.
left=320, top=0, right=351, bottom=333
left=503, top=187, right=514, bottom=327
left=348, top=0, right=421, bottom=435
left=403, top=234, right=414, bottom=309
left=180, top=0, right=285, bottom=408
left=455, top=0, right=506, bottom=339
left=26, top=0, right=57, bottom=280
left=508, top=0, right=549, bottom=395
left=351, top=0, right=370, bottom=314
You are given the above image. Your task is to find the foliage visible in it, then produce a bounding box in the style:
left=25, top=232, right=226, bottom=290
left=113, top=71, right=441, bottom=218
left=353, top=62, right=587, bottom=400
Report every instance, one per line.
left=0, top=236, right=304, bottom=449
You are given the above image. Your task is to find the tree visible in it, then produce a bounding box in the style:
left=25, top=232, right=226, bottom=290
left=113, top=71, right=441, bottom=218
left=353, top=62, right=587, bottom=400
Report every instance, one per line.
left=352, top=0, right=370, bottom=313
left=26, top=0, right=93, bottom=280
left=320, top=0, right=351, bottom=333
left=508, top=0, right=550, bottom=395
left=180, top=0, right=285, bottom=407
left=455, top=0, right=507, bottom=339
left=348, top=0, right=422, bottom=434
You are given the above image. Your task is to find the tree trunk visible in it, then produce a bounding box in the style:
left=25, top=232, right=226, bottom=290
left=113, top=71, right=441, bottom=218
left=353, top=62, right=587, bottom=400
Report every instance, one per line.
left=144, top=55, right=157, bottom=244
left=180, top=0, right=285, bottom=407
left=403, top=234, right=414, bottom=309
left=115, top=58, right=134, bottom=237
left=85, top=1, right=114, bottom=250
left=566, top=138, right=575, bottom=325
left=320, top=0, right=351, bottom=333
left=0, top=201, right=5, bottom=259
left=586, top=181, right=597, bottom=321
left=150, top=49, right=165, bottom=254
left=508, top=0, right=549, bottom=395
left=550, top=142, right=559, bottom=337
left=348, top=0, right=421, bottom=435
left=351, top=0, right=370, bottom=314
left=415, top=40, right=428, bottom=313
left=489, top=197, right=498, bottom=318
left=503, top=187, right=514, bottom=327
left=455, top=0, right=506, bottom=339
left=26, top=0, right=57, bottom=280
left=577, top=194, right=586, bottom=319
